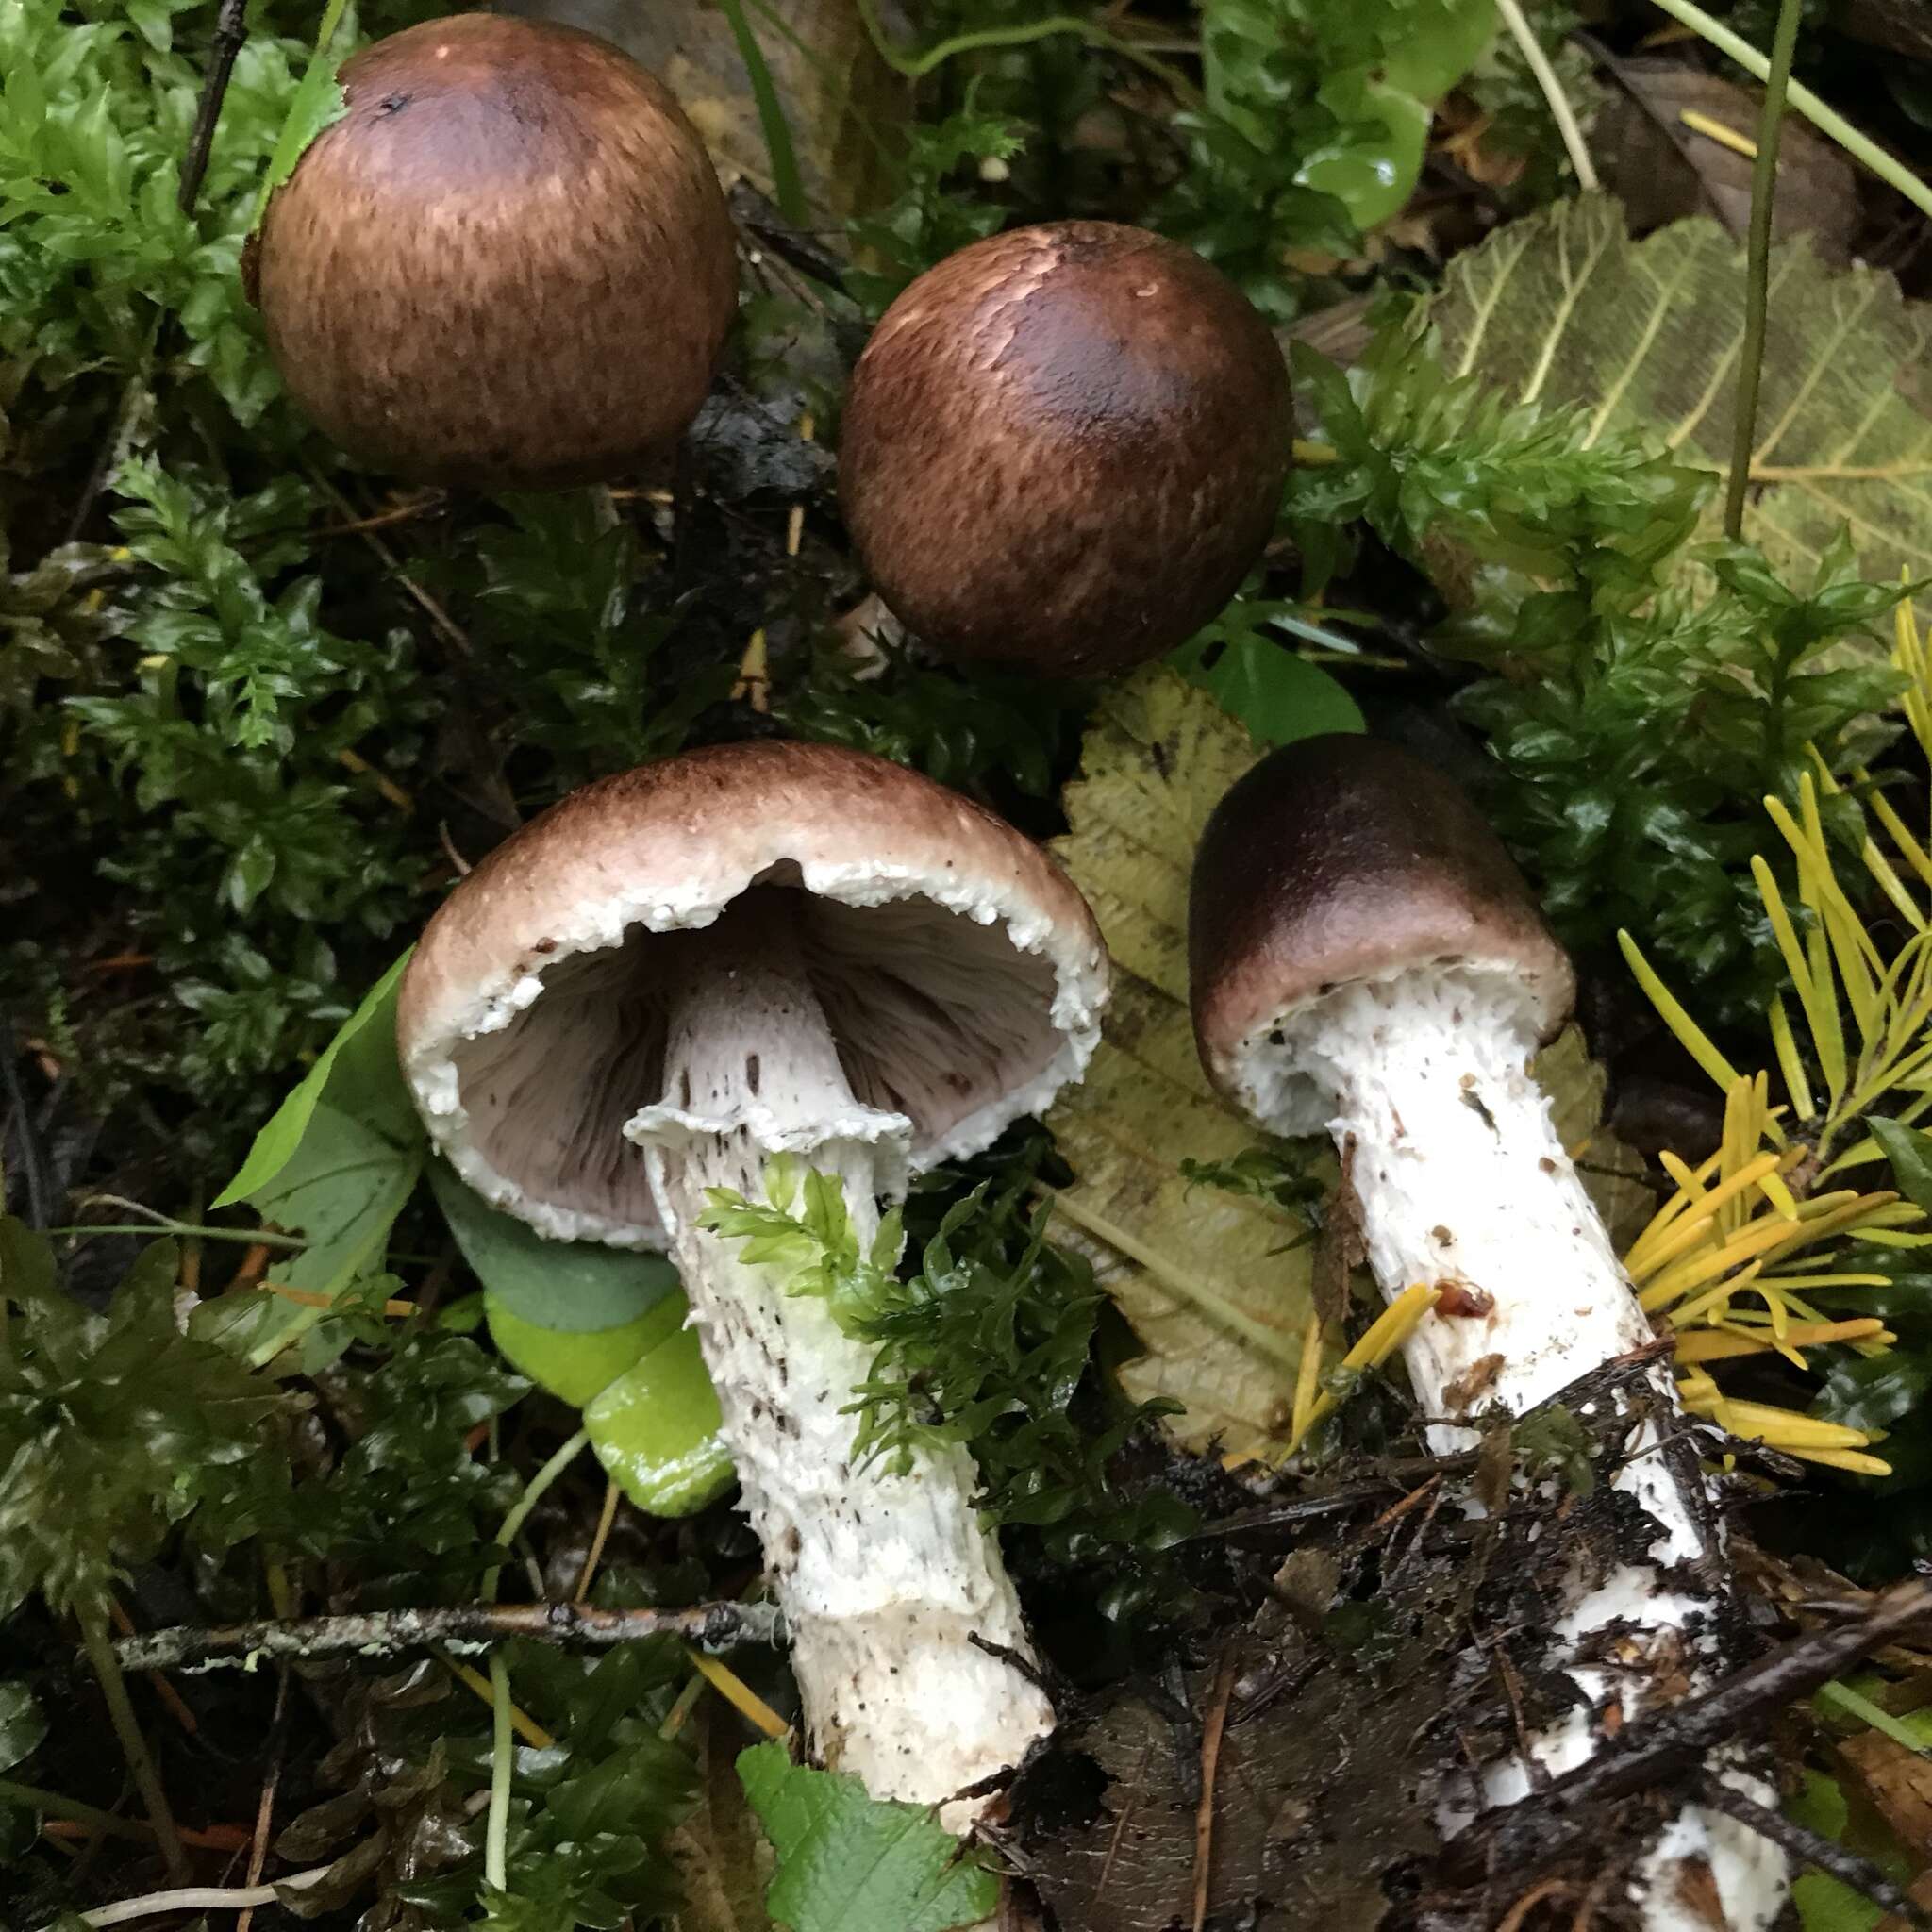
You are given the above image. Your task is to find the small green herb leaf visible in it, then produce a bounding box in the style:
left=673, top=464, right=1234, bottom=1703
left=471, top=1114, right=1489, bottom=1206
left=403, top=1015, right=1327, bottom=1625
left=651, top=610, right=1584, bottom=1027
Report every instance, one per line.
left=215, top=950, right=415, bottom=1208
left=0, top=1683, right=47, bottom=1774
left=738, top=1742, right=999, bottom=1932
left=1872, top=1119, right=1932, bottom=1220
left=428, top=1161, right=679, bottom=1335
left=1171, top=625, right=1364, bottom=745
left=253, top=0, right=353, bottom=223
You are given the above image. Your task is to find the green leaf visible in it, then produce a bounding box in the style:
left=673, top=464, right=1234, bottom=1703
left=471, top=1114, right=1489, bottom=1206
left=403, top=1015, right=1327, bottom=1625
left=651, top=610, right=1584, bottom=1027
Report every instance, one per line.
left=486, top=1294, right=672, bottom=1407
left=737, top=1742, right=999, bottom=1932
left=714, top=0, right=807, bottom=227
left=0, top=1684, right=47, bottom=1774
left=0, top=1231, right=282, bottom=1615
left=427, top=1160, right=680, bottom=1333
left=1428, top=194, right=1932, bottom=616
left=1787, top=1768, right=1896, bottom=1932
left=584, top=1321, right=734, bottom=1517
left=214, top=950, right=415, bottom=1208
left=253, top=0, right=352, bottom=223
left=196, top=1100, right=421, bottom=1365
left=1171, top=629, right=1365, bottom=745
left=1872, top=1118, right=1932, bottom=1218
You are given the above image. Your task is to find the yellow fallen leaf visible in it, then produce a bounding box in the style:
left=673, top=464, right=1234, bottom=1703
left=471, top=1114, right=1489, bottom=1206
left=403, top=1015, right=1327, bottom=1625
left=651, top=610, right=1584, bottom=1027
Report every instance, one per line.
left=1048, top=670, right=1317, bottom=1460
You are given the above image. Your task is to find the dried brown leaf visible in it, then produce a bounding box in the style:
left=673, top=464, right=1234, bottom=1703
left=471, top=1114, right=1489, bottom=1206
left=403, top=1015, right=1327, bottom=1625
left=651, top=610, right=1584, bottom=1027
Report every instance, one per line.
left=1597, top=63, right=1857, bottom=262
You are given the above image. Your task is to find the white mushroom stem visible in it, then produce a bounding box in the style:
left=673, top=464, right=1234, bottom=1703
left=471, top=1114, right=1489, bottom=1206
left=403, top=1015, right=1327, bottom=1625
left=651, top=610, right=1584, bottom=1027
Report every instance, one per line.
left=1269, top=968, right=1787, bottom=1932
left=625, top=893, right=1053, bottom=1817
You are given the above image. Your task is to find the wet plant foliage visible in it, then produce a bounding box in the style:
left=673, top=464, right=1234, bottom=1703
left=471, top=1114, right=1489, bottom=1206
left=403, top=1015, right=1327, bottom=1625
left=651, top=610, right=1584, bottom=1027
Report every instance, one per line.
left=11, top=0, right=1932, bottom=1928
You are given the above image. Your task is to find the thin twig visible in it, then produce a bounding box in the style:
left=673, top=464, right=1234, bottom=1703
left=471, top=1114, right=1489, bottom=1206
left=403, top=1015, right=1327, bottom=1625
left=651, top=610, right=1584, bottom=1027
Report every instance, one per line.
left=110, top=1599, right=783, bottom=1674
left=1191, top=1645, right=1239, bottom=1932
left=303, top=464, right=475, bottom=658
left=575, top=1480, right=624, bottom=1603
left=81, top=1863, right=333, bottom=1928
left=1724, top=0, right=1804, bottom=540
left=1456, top=1577, right=1932, bottom=1854
left=1693, top=1773, right=1932, bottom=1928
left=177, top=0, right=249, bottom=213
left=1643, top=0, right=1932, bottom=218
left=481, top=1428, right=590, bottom=1893
left=78, top=1606, right=191, bottom=1885
left=484, top=1429, right=590, bottom=1604
left=233, top=1670, right=289, bottom=1932
left=64, top=372, right=149, bottom=546
left=109, top=1595, right=198, bottom=1737
left=485, top=1651, right=513, bottom=1891
left=0, top=1778, right=151, bottom=1842
left=0, top=1003, right=52, bottom=1229
left=1493, top=0, right=1599, bottom=190
left=850, top=0, right=1201, bottom=102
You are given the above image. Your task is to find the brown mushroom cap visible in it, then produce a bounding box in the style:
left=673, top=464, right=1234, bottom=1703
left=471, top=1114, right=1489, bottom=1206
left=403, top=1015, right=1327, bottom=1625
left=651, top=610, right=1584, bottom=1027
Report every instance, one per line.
left=838, top=222, right=1292, bottom=678
left=250, top=13, right=737, bottom=490
left=1190, top=735, right=1574, bottom=1121
left=398, top=741, right=1109, bottom=1248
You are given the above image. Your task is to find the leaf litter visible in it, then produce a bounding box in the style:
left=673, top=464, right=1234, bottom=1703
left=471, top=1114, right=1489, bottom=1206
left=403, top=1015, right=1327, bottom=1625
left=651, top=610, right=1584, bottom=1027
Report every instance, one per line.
left=998, top=1350, right=1781, bottom=1932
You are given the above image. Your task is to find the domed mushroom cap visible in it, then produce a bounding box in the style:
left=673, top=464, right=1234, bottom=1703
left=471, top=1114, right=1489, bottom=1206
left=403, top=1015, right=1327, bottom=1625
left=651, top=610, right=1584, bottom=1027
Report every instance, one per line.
left=250, top=13, right=737, bottom=491
left=399, top=741, right=1109, bottom=1247
left=838, top=222, right=1292, bottom=678
left=1190, top=735, right=1574, bottom=1124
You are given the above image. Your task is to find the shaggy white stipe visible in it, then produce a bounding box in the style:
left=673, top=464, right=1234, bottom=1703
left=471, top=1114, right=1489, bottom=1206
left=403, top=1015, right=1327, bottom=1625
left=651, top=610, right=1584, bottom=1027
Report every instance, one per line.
left=626, top=897, right=1053, bottom=1817
left=1241, top=967, right=1788, bottom=1932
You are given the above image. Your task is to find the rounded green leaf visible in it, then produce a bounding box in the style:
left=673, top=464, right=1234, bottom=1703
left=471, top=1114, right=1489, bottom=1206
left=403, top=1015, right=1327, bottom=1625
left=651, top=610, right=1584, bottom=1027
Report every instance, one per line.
left=1299, top=81, right=1431, bottom=232
left=585, top=1324, right=734, bottom=1517
left=485, top=1292, right=676, bottom=1408
left=429, top=1160, right=679, bottom=1332
left=1172, top=632, right=1365, bottom=746
left=1380, top=0, right=1498, bottom=106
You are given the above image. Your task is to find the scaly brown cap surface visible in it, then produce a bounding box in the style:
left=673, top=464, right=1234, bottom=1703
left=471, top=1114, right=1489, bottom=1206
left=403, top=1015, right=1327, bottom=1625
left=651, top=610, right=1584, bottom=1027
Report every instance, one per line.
left=1190, top=736, right=1574, bottom=1110
left=250, top=13, right=737, bottom=490
left=838, top=222, right=1291, bottom=677
left=399, top=741, right=1109, bottom=1247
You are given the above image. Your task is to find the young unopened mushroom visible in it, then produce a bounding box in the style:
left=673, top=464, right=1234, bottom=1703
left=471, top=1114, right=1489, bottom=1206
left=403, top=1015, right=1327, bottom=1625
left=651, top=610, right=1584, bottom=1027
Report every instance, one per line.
left=839, top=222, right=1292, bottom=677
left=397, top=741, right=1108, bottom=1811
left=1188, top=736, right=1788, bottom=1932
left=249, top=13, right=737, bottom=490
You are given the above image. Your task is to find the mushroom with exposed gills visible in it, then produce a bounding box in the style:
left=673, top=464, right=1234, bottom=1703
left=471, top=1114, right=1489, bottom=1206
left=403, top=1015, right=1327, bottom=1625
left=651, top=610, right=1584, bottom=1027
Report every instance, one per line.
left=397, top=741, right=1108, bottom=1813
left=1187, top=736, right=1788, bottom=1932
left=249, top=13, right=737, bottom=491
left=839, top=221, right=1292, bottom=677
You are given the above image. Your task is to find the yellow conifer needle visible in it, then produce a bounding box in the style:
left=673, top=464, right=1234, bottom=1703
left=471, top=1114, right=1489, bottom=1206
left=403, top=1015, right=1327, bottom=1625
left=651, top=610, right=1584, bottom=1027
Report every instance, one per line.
left=1284, top=1285, right=1439, bottom=1455
left=1629, top=1152, right=1787, bottom=1286
left=1678, top=106, right=1757, bottom=155
left=1290, top=1310, right=1324, bottom=1450
left=1617, top=932, right=1751, bottom=1106
left=686, top=1649, right=788, bottom=1739
left=263, top=1281, right=416, bottom=1318
left=1626, top=1205, right=1722, bottom=1286
left=1667, top=1260, right=1766, bottom=1327
left=1687, top=1398, right=1874, bottom=1450
left=1674, top=1318, right=1888, bottom=1364
left=443, top=1656, right=557, bottom=1749
left=1795, top=1447, right=1894, bottom=1476
left=1641, top=1217, right=1802, bottom=1308
left=1628, top=1148, right=1724, bottom=1259
left=1867, top=782, right=1932, bottom=899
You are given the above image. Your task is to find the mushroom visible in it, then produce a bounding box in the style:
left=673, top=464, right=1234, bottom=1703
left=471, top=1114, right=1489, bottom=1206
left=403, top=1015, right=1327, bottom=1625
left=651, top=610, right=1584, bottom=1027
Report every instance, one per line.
left=248, top=13, right=736, bottom=491
left=838, top=221, right=1291, bottom=678
left=1187, top=736, right=1788, bottom=1932
left=397, top=741, right=1108, bottom=1811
